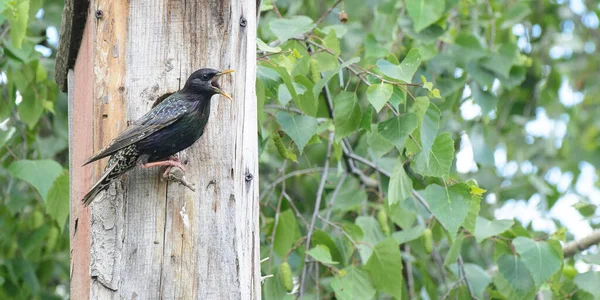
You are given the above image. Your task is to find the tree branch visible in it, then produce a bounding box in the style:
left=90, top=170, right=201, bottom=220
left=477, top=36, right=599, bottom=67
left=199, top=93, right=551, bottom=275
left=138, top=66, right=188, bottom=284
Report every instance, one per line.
left=563, top=230, right=600, bottom=258
left=259, top=167, right=336, bottom=201
left=299, top=132, right=334, bottom=299
left=458, top=255, right=475, bottom=299
left=314, top=0, right=343, bottom=27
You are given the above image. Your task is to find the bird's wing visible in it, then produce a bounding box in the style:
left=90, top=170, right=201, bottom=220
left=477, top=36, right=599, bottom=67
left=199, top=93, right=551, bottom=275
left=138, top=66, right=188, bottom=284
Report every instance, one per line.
left=82, top=96, right=189, bottom=166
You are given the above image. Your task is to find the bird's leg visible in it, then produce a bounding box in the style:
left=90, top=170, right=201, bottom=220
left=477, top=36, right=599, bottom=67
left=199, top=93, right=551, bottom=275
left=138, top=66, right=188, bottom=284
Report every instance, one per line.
left=141, top=159, right=186, bottom=173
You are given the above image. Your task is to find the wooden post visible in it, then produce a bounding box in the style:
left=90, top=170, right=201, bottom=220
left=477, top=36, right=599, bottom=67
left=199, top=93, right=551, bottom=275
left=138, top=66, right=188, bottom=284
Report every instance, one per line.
left=56, top=0, right=259, bottom=298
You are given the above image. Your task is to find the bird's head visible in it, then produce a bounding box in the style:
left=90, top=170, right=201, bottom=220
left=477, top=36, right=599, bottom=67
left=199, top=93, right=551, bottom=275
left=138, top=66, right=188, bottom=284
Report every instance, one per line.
left=182, top=68, right=234, bottom=101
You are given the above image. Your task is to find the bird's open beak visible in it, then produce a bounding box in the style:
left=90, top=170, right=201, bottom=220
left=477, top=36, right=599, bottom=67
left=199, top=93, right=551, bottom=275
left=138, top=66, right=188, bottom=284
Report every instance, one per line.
left=212, top=69, right=235, bottom=101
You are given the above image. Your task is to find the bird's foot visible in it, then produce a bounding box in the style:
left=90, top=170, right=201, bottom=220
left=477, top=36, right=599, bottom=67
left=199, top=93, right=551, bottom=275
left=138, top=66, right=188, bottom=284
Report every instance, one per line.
left=141, top=159, right=186, bottom=172
left=164, top=167, right=196, bottom=192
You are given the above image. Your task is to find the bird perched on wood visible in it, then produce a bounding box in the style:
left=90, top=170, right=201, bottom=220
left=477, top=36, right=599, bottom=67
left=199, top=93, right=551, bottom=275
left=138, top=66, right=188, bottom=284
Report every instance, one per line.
left=80, top=68, right=234, bottom=206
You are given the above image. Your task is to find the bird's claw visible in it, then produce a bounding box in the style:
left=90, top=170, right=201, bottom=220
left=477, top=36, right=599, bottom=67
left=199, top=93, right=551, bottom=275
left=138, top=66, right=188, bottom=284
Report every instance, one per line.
left=163, top=166, right=196, bottom=192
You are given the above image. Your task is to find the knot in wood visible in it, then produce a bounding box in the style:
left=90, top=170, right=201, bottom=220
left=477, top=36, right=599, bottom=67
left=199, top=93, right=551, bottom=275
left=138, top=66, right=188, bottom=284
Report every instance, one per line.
left=245, top=173, right=253, bottom=182
left=95, top=10, right=104, bottom=19
left=239, top=17, right=247, bottom=27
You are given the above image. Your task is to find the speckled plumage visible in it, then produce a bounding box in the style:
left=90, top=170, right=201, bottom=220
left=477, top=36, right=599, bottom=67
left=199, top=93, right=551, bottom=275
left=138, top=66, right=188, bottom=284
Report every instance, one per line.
left=81, top=68, right=233, bottom=206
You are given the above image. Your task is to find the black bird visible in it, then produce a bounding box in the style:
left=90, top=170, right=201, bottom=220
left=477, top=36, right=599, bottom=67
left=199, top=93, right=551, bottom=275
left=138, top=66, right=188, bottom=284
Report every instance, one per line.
left=81, top=68, right=234, bottom=206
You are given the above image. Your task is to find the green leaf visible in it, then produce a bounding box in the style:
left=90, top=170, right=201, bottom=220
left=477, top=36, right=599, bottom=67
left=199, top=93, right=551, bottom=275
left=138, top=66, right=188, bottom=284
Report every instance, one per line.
left=269, top=16, right=315, bottom=43
left=360, top=106, right=372, bottom=132
left=499, top=3, right=532, bottom=29
left=448, top=263, right=491, bottom=299
left=333, top=91, right=362, bottom=142
left=46, top=173, right=70, bottom=232
left=462, top=192, right=481, bottom=233
left=412, top=96, right=430, bottom=122
left=377, top=49, right=422, bottom=83
left=273, top=210, right=300, bottom=257
left=497, top=254, right=536, bottom=299
left=406, top=0, right=445, bottom=32
left=323, top=29, right=340, bottom=55
left=365, top=238, right=403, bottom=299
left=388, top=159, right=413, bottom=206
left=367, top=124, right=394, bottom=158
left=8, top=159, right=63, bottom=201
left=313, top=57, right=361, bottom=97
left=392, top=224, right=425, bottom=244
left=257, top=38, right=282, bottom=53
left=574, top=271, right=600, bottom=298
left=331, top=266, right=376, bottom=300
left=18, top=89, right=44, bottom=129
left=0, top=127, right=16, bottom=148
left=329, top=177, right=367, bottom=212
left=311, top=230, right=343, bottom=264
left=419, top=104, right=441, bottom=152
left=469, top=124, right=495, bottom=166
left=276, top=112, right=318, bottom=153
left=471, top=83, right=498, bottom=115
left=277, top=84, right=292, bottom=106
left=443, top=232, right=464, bottom=266
left=313, top=52, right=338, bottom=72
left=308, top=244, right=339, bottom=264
left=378, top=113, right=418, bottom=150
left=356, top=216, right=385, bottom=262
left=294, top=75, right=318, bottom=116
left=421, top=183, right=471, bottom=237
left=512, top=237, right=562, bottom=288
left=412, top=132, right=455, bottom=178
left=474, top=217, right=514, bottom=243
left=4, top=0, right=30, bottom=48
left=366, top=83, right=393, bottom=113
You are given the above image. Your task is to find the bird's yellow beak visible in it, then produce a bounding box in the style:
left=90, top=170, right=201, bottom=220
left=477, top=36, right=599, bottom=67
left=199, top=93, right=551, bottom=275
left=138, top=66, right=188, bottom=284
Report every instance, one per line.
left=212, top=69, right=235, bottom=101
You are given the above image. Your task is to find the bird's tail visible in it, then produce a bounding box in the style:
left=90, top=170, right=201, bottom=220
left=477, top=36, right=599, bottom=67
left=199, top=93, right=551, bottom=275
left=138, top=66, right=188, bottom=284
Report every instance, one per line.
left=81, top=162, right=122, bottom=206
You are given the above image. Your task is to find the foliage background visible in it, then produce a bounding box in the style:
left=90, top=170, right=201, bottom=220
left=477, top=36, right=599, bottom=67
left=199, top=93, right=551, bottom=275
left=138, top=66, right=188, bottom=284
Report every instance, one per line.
left=1, top=0, right=599, bottom=299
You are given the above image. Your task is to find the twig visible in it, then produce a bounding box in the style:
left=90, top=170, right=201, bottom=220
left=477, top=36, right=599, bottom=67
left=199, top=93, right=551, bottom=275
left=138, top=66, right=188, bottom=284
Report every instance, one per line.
left=432, top=248, right=449, bottom=295
left=458, top=255, right=475, bottom=299
left=314, top=0, right=343, bottom=26
left=442, top=277, right=465, bottom=299
left=485, top=0, right=496, bottom=49
left=563, top=230, right=600, bottom=257
left=259, top=167, right=335, bottom=201
left=299, top=132, right=335, bottom=299
left=404, top=245, right=415, bottom=298
left=165, top=167, right=196, bottom=191
left=270, top=0, right=283, bottom=18
left=282, top=191, right=309, bottom=227
left=319, top=215, right=360, bottom=248
left=322, top=173, right=348, bottom=229
left=267, top=179, right=285, bottom=270
left=346, top=152, right=391, bottom=177
left=264, top=104, right=304, bottom=114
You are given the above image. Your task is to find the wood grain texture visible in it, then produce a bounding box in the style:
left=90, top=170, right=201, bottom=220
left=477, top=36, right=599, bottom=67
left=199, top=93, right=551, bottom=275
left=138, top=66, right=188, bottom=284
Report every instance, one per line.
left=69, top=12, right=94, bottom=300
left=64, top=0, right=259, bottom=298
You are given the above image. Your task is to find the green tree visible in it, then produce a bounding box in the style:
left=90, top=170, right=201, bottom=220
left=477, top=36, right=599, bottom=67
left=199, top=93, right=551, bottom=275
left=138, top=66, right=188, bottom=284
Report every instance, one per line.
left=257, top=0, right=600, bottom=299
left=0, top=0, right=70, bottom=298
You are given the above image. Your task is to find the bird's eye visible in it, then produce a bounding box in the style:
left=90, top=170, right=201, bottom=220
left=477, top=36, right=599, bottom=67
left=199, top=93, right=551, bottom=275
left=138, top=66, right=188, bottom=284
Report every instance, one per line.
left=202, top=74, right=210, bottom=80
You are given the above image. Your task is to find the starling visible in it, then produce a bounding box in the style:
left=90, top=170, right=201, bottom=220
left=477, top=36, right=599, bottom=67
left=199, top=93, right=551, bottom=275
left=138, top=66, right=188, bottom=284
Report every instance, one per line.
left=80, top=68, right=234, bottom=206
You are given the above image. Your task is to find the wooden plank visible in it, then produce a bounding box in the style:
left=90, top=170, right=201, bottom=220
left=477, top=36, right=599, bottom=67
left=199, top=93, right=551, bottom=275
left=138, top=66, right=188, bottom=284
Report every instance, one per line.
left=69, top=11, right=94, bottom=300
left=70, top=0, right=261, bottom=298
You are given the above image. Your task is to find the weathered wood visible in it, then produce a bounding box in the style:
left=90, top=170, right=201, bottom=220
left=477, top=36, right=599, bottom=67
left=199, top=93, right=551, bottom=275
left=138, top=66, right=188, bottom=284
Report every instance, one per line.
left=68, top=11, right=94, bottom=299
left=55, top=0, right=89, bottom=92
left=61, top=0, right=259, bottom=298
